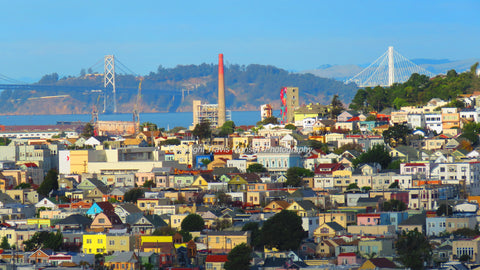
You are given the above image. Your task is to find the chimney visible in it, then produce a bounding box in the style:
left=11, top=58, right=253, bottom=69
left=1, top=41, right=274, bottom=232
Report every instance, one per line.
left=218, top=54, right=226, bottom=127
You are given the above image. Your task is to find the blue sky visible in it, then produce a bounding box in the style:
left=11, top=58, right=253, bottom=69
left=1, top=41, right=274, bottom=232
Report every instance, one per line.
left=0, top=0, right=478, bottom=81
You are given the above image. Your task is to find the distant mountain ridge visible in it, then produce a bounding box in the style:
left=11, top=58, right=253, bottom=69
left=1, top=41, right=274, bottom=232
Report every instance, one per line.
left=0, top=63, right=359, bottom=115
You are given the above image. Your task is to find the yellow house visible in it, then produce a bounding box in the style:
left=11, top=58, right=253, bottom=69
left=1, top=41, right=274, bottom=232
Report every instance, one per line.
left=263, top=200, right=290, bottom=213
left=308, top=135, right=326, bottom=144
left=228, top=175, right=249, bottom=192
left=359, top=258, right=397, bottom=269
left=207, top=231, right=250, bottom=253
left=83, top=234, right=107, bottom=254
left=203, top=194, right=217, bottom=205
left=231, top=136, right=250, bottom=150
left=106, top=235, right=134, bottom=253
left=27, top=218, right=51, bottom=228
left=191, top=174, right=215, bottom=190
left=140, top=236, right=174, bottom=253
left=0, top=228, right=17, bottom=247
left=170, top=214, right=189, bottom=229
left=285, top=201, right=317, bottom=217
left=136, top=198, right=160, bottom=213
left=313, top=222, right=346, bottom=243
left=69, top=150, right=90, bottom=174
left=318, top=212, right=356, bottom=228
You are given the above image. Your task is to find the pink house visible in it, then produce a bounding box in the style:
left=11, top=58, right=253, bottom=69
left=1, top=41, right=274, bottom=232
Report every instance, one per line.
left=357, top=213, right=381, bottom=225
left=337, top=253, right=358, bottom=266
left=135, top=172, right=155, bottom=187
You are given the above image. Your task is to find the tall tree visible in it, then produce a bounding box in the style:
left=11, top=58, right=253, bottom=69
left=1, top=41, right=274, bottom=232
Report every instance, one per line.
left=224, top=243, right=252, bottom=270
left=242, top=222, right=261, bottom=249
left=37, top=169, right=59, bottom=197
left=286, top=167, right=314, bottom=187
left=23, top=231, right=63, bottom=251
left=0, top=236, right=10, bottom=250
left=246, top=163, right=267, bottom=173
left=352, top=144, right=392, bottom=169
left=181, top=214, right=205, bottom=232
left=123, top=188, right=145, bottom=203
left=396, top=228, right=432, bottom=269
left=193, top=120, right=212, bottom=142
left=383, top=124, right=412, bottom=147
left=140, top=122, right=158, bottom=131
left=82, top=122, right=95, bottom=138
left=330, top=94, right=344, bottom=119
left=382, top=199, right=406, bottom=212
left=219, top=121, right=236, bottom=137
left=261, top=210, right=307, bottom=251
left=257, top=116, right=279, bottom=125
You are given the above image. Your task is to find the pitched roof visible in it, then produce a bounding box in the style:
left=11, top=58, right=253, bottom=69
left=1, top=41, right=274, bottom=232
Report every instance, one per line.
left=96, top=202, right=115, bottom=213
left=56, top=214, right=92, bottom=226
left=145, top=214, right=168, bottom=228
left=118, top=203, right=142, bottom=214
left=295, top=200, right=317, bottom=211
left=368, top=258, right=396, bottom=268
left=325, top=222, right=345, bottom=232
left=107, top=251, right=138, bottom=263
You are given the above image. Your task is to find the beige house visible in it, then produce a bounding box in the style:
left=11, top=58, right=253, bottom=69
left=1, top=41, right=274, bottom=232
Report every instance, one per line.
left=347, top=225, right=396, bottom=235
left=106, top=235, right=135, bottom=253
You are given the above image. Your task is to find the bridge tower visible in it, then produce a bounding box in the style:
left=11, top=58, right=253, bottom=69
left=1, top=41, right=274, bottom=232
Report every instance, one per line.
left=346, top=46, right=435, bottom=87
left=104, top=55, right=117, bottom=113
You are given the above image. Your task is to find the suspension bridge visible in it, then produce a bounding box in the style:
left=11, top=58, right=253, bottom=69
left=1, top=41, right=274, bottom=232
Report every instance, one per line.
left=346, top=46, right=435, bottom=87
left=0, top=55, right=186, bottom=114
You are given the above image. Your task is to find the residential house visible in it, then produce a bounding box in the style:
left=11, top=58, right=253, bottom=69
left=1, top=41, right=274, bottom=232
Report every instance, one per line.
left=104, top=251, right=140, bottom=270
left=313, top=222, right=346, bottom=242
left=359, top=258, right=397, bottom=270
left=207, top=231, right=251, bottom=253
left=205, top=255, right=228, bottom=270
left=90, top=212, right=124, bottom=231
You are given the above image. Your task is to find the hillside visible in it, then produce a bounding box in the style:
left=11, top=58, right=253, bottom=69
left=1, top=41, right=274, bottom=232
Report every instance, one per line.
left=0, top=64, right=358, bottom=115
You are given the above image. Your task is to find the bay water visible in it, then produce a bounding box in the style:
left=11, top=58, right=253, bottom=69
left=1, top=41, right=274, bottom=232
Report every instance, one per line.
left=0, top=111, right=274, bottom=129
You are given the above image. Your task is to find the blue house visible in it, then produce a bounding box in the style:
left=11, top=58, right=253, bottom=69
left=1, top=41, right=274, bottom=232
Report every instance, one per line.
left=426, top=217, right=447, bottom=236
left=380, top=212, right=409, bottom=229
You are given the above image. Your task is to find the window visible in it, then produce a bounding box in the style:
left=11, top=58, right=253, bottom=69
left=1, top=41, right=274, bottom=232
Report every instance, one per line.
left=99, top=218, right=105, bottom=224
left=98, top=239, right=103, bottom=244
left=109, top=240, right=115, bottom=245
left=87, top=239, right=92, bottom=244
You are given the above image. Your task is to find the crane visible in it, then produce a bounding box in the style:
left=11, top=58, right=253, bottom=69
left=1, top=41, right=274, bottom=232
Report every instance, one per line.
left=133, top=77, right=143, bottom=134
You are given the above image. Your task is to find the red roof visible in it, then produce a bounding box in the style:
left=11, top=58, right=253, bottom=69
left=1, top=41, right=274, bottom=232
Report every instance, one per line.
left=357, top=213, right=381, bottom=217
left=214, top=150, right=233, bottom=155
left=347, top=117, right=360, bottom=122
left=314, top=163, right=345, bottom=174
left=338, top=252, right=356, bottom=257
left=22, top=163, right=38, bottom=168
left=404, top=163, right=425, bottom=166
left=205, top=255, right=228, bottom=262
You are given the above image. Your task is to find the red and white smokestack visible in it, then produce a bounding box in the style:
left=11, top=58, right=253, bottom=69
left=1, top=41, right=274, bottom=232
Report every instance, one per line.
left=218, top=53, right=226, bottom=127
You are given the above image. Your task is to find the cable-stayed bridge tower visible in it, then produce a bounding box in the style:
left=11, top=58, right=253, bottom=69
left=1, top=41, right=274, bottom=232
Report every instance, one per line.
left=346, top=46, right=435, bottom=87
left=104, top=55, right=117, bottom=113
